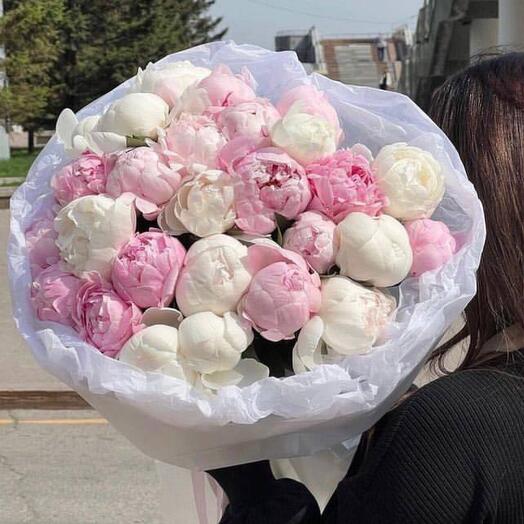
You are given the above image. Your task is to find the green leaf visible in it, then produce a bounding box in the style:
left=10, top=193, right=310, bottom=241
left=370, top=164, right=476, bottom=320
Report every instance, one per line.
left=126, top=136, right=147, bottom=148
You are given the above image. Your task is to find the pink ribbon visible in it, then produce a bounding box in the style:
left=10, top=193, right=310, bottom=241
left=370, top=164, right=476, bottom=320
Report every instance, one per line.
left=191, top=471, right=226, bottom=524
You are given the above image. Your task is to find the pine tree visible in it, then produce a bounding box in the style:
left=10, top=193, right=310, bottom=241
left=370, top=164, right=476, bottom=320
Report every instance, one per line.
left=58, top=0, right=226, bottom=111
left=0, top=0, right=64, bottom=151
left=0, top=0, right=226, bottom=148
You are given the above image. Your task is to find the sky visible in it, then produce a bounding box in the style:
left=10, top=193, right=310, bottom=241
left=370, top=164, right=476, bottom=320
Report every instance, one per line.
left=209, top=0, right=425, bottom=50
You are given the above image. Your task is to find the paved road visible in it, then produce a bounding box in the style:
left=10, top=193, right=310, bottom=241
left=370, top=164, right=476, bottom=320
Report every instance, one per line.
left=0, top=410, right=215, bottom=524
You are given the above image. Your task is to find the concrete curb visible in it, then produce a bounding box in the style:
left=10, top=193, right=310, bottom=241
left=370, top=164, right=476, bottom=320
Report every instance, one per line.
left=0, top=177, right=24, bottom=186
left=0, top=391, right=91, bottom=410
left=0, top=187, right=14, bottom=209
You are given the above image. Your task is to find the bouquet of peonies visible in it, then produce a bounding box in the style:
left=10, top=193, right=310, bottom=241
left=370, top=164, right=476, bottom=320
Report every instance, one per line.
left=9, top=42, right=484, bottom=469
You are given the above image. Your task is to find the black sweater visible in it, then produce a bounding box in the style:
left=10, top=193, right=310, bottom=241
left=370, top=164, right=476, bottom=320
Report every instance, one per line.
left=324, top=357, right=524, bottom=523
left=210, top=350, right=524, bottom=524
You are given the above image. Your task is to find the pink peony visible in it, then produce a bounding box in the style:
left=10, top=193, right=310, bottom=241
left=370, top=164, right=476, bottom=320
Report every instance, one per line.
left=220, top=137, right=311, bottom=235
left=25, top=215, right=60, bottom=277
left=197, top=64, right=257, bottom=108
left=307, top=149, right=388, bottom=223
left=216, top=98, right=280, bottom=140
left=72, top=274, right=142, bottom=357
left=276, top=84, right=340, bottom=131
left=404, top=219, right=456, bottom=277
left=283, top=211, right=337, bottom=274
left=238, top=241, right=321, bottom=341
left=152, top=113, right=227, bottom=173
left=112, top=231, right=186, bottom=309
left=31, top=264, right=82, bottom=327
left=51, top=151, right=115, bottom=206
left=106, top=147, right=182, bottom=219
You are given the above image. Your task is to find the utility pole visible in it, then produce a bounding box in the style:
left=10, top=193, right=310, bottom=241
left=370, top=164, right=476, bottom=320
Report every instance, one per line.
left=0, top=0, right=11, bottom=160
left=498, top=0, right=524, bottom=49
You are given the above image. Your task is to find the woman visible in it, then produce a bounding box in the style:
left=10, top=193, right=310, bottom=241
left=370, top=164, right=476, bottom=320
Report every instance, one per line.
left=208, top=53, right=524, bottom=524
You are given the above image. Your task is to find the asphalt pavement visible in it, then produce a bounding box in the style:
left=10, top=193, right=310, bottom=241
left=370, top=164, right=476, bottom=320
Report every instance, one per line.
left=0, top=410, right=219, bottom=524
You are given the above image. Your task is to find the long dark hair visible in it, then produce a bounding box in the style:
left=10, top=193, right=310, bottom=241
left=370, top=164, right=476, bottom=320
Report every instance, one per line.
left=428, top=53, right=524, bottom=372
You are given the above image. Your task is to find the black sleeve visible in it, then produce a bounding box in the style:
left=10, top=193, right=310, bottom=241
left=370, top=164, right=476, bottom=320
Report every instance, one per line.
left=322, top=377, right=496, bottom=524
left=208, top=460, right=321, bottom=524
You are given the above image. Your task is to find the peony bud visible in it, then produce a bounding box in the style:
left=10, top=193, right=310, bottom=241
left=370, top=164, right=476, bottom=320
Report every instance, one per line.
left=159, top=169, right=236, bottom=237
left=336, top=212, right=412, bottom=287
left=270, top=103, right=340, bottom=165
left=373, top=143, right=445, bottom=220
left=95, top=93, right=170, bottom=140
left=54, top=194, right=136, bottom=280
left=25, top=214, right=60, bottom=277
left=239, top=241, right=321, bottom=341
left=175, top=235, right=251, bottom=316
left=216, top=98, right=280, bottom=140
left=283, top=212, right=337, bottom=274
left=106, top=147, right=182, bottom=220
left=405, top=218, right=456, bottom=277
left=178, top=311, right=253, bottom=374
left=112, top=231, right=186, bottom=309
left=72, top=275, right=142, bottom=357
left=119, top=325, right=196, bottom=383
left=130, top=61, right=211, bottom=107
left=31, top=264, right=82, bottom=327
left=52, top=151, right=114, bottom=206
left=293, top=277, right=396, bottom=373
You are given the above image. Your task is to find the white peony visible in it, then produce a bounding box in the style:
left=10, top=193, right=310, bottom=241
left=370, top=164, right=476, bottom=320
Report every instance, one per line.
left=175, top=235, right=251, bottom=316
left=293, top=277, right=396, bottom=372
left=159, top=169, right=235, bottom=237
left=54, top=194, right=136, bottom=279
left=56, top=109, right=118, bottom=157
left=95, top=93, right=170, bottom=140
left=127, top=307, right=267, bottom=390
left=178, top=311, right=253, bottom=374
left=118, top=325, right=195, bottom=383
left=198, top=358, right=269, bottom=390
left=175, top=86, right=211, bottom=117
left=270, top=102, right=340, bottom=165
left=336, top=212, right=413, bottom=287
left=129, top=61, right=211, bottom=107
left=373, top=143, right=445, bottom=220
left=318, top=277, right=396, bottom=355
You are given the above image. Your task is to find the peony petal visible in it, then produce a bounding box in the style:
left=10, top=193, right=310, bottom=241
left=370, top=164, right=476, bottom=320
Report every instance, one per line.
left=247, top=240, right=309, bottom=274
left=200, top=358, right=269, bottom=390
left=134, top=197, right=159, bottom=216
left=158, top=209, right=188, bottom=236
left=72, top=135, right=91, bottom=155
left=233, top=358, right=269, bottom=387
left=56, top=108, right=78, bottom=150
left=200, top=368, right=243, bottom=390
left=87, top=131, right=127, bottom=154
left=293, top=316, right=324, bottom=373
left=141, top=307, right=183, bottom=328
left=349, top=143, right=374, bottom=163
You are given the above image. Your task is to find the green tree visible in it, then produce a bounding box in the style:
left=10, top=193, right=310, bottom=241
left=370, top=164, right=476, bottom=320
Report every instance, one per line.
left=0, top=0, right=225, bottom=149
left=0, top=0, right=64, bottom=152
left=58, top=0, right=226, bottom=111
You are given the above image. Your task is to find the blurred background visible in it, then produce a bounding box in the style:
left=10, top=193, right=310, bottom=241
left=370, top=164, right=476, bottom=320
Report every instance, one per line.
left=0, top=1, right=522, bottom=523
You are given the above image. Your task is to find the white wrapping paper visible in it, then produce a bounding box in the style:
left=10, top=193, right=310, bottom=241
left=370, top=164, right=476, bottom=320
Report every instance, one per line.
left=8, top=41, right=485, bottom=470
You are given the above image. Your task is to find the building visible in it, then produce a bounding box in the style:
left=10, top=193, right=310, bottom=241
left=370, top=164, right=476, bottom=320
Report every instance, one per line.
left=274, top=28, right=326, bottom=74
left=275, top=27, right=411, bottom=91
left=399, top=0, right=524, bottom=110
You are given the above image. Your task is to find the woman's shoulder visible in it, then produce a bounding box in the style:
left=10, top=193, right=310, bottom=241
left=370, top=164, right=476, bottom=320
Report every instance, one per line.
left=400, top=366, right=522, bottom=426
left=332, top=362, right=524, bottom=523
left=346, top=365, right=524, bottom=491
left=380, top=363, right=524, bottom=455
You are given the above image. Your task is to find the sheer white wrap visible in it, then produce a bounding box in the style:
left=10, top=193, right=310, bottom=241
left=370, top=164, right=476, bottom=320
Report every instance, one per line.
left=8, top=41, right=485, bottom=469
